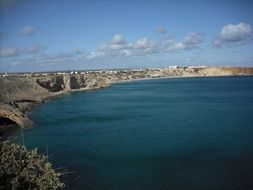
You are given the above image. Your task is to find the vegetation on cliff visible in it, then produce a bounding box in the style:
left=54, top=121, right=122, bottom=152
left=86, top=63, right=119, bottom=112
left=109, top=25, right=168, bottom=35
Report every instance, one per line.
left=0, top=141, right=64, bottom=190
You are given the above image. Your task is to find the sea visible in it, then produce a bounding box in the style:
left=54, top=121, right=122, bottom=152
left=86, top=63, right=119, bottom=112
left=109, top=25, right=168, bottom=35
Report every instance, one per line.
left=12, top=76, right=253, bottom=190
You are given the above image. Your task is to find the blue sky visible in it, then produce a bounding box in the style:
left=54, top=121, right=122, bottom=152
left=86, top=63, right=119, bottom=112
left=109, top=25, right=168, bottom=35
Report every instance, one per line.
left=0, top=0, right=253, bottom=72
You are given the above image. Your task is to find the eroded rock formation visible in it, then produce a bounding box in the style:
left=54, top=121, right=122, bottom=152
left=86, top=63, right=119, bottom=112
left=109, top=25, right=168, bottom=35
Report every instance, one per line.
left=0, top=73, right=111, bottom=129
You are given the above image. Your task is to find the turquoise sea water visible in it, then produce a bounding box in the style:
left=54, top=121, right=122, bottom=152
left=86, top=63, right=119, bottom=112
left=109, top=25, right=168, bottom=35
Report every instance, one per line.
left=17, top=76, right=253, bottom=190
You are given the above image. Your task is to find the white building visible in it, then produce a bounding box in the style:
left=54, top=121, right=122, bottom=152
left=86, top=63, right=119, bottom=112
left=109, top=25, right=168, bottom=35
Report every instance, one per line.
left=169, top=65, right=179, bottom=69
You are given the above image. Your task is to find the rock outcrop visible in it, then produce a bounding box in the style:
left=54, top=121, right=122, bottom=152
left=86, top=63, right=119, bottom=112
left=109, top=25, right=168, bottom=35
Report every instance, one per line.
left=0, top=104, right=33, bottom=129
left=0, top=74, right=110, bottom=129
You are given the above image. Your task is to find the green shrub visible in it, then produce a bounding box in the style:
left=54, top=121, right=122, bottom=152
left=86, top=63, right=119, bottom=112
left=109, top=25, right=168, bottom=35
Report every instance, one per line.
left=0, top=141, right=64, bottom=190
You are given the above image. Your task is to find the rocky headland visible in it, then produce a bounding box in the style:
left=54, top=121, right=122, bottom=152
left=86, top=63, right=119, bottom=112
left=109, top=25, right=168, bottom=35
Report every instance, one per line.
left=0, top=66, right=253, bottom=132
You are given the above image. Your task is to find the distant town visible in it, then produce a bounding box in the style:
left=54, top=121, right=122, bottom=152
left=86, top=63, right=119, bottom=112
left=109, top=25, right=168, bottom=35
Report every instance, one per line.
left=0, top=65, right=208, bottom=77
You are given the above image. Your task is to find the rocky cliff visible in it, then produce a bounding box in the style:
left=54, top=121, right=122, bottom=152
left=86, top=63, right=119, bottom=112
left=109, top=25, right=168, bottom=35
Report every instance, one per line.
left=0, top=74, right=109, bottom=130
left=0, top=67, right=253, bottom=130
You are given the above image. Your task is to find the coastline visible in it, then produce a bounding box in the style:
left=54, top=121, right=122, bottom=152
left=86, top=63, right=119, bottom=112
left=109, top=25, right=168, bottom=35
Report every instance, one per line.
left=111, top=72, right=253, bottom=84
left=1, top=66, right=253, bottom=132
left=40, top=74, right=253, bottom=103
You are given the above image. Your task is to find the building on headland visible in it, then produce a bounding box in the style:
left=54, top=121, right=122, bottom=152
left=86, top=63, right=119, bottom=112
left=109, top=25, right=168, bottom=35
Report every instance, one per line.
left=70, top=70, right=78, bottom=74
left=57, top=72, right=66, bottom=75
left=169, top=65, right=179, bottom=69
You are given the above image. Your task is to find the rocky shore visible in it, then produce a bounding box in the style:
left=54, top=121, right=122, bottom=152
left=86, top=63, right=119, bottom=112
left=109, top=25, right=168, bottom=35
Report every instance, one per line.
left=0, top=66, right=253, bottom=131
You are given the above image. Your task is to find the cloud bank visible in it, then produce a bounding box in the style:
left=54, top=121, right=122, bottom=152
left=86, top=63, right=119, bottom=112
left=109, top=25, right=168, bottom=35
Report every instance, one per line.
left=2, top=22, right=252, bottom=71
left=0, top=43, right=45, bottom=57
left=86, top=32, right=204, bottom=60
left=24, top=43, right=45, bottom=54
left=0, top=47, right=19, bottom=57
left=214, top=22, right=252, bottom=47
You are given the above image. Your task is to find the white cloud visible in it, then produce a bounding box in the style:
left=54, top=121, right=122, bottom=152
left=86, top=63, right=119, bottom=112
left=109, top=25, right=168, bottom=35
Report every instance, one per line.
left=183, top=33, right=204, bottom=47
left=2, top=32, right=203, bottom=66
left=99, top=43, right=130, bottom=51
left=111, top=34, right=126, bottom=44
left=0, top=47, right=19, bottom=57
left=85, top=32, right=204, bottom=60
left=20, top=26, right=37, bottom=36
left=163, top=33, right=204, bottom=51
left=86, top=34, right=134, bottom=59
left=135, top=38, right=153, bottom=49
left=0, top=44, right=45, bottom=57
left=214, top=22, right=252, bottom=47
left=24, top=43, right=45, bottom=54
left=86, top=51, right=105, bottom=60
left=86, top=35, right=157, bottom=60
left=220, top=23, right=251, bottom=41
left=134, top=37, right=157, bottom=54
left=162, top=39, right=176, bottom=51
left=98, top=35, right=132, bottom=52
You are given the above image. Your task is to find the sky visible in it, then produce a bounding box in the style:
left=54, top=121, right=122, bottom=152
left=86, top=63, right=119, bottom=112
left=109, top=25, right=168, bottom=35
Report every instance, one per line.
left=0, top=0, right=253, bottom=72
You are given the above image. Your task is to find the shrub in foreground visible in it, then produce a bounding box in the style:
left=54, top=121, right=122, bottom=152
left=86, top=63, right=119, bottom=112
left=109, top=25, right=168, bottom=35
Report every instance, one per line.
left=0, top=141, right=64, bottom=190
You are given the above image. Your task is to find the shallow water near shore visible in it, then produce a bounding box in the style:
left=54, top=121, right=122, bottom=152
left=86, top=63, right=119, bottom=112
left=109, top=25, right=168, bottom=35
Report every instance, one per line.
left=14, top=76, right=253, bottom=190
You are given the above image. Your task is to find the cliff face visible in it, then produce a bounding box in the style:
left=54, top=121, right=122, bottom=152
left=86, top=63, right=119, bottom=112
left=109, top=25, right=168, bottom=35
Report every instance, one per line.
left=0, top=67, right=253, bottom=130
left=199, top=67, right=253, bottom=76
left=0, top=74, right=109, bottom=130
left=35, top=76, right=65, bottom=92
left=35, top=75, right=82, bottom=92
left=35, top=74, right=109, bottom=92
